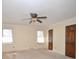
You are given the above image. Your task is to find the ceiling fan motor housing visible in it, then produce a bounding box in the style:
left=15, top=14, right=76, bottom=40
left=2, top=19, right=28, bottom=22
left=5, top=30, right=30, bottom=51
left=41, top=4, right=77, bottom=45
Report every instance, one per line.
left=31, top=13, right=37, bottom=18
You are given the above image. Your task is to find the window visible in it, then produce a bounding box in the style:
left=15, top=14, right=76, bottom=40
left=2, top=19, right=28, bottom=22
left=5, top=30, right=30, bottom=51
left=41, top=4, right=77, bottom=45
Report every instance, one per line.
left=2, top=29, right=13, bottom=43
left=37, top=31, right=44, bottom=43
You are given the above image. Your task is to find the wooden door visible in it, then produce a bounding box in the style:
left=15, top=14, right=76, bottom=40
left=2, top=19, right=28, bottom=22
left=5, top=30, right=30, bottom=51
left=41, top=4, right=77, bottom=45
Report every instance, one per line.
left=48, top=30, right=53, bottom=50
left=65, top=24, right=76, bottom=58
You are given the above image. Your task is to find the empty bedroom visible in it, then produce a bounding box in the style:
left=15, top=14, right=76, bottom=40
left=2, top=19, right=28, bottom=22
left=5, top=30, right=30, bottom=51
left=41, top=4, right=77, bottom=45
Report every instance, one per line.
left=2, top=0, right=76, bottom=59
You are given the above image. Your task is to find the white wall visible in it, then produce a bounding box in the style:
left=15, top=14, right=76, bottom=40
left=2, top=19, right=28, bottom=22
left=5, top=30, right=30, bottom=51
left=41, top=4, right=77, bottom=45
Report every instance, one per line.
left=2, top=17, right=76, bottom=55
left=2, top=24, right=48, bottom=52
left=48, top=17, right=76, bottom=55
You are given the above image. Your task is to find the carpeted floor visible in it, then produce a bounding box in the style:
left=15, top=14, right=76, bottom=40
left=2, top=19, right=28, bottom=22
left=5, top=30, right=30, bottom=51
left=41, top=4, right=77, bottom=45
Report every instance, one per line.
left=3, top=49, right=74, bottom=59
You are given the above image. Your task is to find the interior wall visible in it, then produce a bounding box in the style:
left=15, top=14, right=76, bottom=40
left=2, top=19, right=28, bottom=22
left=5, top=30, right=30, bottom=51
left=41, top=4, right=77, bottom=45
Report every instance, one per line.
left=2, top=17, right=76, bottom=55
left=48, top=17, right=76, bottom=55
left=2, top=24, right=48, bottom=52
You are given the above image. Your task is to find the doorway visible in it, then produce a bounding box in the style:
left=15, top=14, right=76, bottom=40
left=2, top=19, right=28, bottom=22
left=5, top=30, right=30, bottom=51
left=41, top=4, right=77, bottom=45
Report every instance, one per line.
left=48, top=29, right=53, bottom=50
left=65, top=24, right=76, bottom=58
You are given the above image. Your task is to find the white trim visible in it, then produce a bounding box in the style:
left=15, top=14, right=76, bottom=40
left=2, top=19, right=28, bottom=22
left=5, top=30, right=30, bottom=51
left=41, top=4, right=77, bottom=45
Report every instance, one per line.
left=53, top=49, right=65, bottom=55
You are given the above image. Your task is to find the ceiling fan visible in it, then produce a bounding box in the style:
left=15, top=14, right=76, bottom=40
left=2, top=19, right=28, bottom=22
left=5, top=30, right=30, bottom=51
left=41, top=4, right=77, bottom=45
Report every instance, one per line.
left=24, top=13, right=47, bottom=24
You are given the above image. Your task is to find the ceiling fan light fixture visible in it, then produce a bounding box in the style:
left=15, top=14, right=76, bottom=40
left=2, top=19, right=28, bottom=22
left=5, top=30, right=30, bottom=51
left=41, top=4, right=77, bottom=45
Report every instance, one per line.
left=32, top=18, right=37, bottom=22
left=32, top=18, right=37, bottom=20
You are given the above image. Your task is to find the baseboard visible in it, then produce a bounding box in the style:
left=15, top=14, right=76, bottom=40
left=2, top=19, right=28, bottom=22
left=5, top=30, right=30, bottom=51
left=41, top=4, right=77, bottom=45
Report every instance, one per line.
left=53, top=49, right=65, bottom=55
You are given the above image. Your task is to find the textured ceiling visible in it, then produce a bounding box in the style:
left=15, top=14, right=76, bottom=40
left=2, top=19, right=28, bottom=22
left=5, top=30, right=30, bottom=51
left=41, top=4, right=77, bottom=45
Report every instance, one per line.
left=2, top=0, right=76, bottom=25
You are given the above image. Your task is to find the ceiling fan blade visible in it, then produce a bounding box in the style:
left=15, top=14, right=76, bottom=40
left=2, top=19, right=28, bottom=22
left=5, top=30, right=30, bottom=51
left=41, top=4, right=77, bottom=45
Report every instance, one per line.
left=30, top=13, right=33, bottom=17
left=37, top=19, right=42, bottom=23
left=29, top=21, right=32, bottom=24
left=37, top=16, right=47, bottom=19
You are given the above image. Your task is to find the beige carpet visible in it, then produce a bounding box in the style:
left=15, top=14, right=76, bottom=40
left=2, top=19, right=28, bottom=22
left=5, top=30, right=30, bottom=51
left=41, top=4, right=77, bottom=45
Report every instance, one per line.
left=3, top=49, right=74, bottom=59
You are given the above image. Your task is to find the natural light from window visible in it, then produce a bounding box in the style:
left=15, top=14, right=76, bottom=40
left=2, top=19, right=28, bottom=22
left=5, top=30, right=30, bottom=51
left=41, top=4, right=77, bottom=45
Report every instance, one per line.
left=2, top=29, right=13, bottom=43
left=37, top=31, right=44, bottom=43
